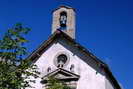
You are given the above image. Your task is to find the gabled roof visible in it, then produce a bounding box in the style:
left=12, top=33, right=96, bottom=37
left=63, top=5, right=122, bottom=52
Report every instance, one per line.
left=27, top=29, right=121, bottom=89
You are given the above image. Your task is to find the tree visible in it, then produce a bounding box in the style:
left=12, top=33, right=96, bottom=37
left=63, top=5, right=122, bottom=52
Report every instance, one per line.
left=46, top=77, right=71, bottom=89
left=0, top=23, right=39, bottom=89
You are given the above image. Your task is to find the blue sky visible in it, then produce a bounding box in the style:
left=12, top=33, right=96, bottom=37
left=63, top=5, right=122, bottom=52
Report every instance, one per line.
left=0, top=0, right=132, bottom=89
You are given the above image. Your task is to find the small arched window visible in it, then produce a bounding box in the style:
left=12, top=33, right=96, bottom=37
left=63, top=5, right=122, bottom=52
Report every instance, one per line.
left=70, top=64, right=74, bottom=72
left=59, top=11, right=67, bottom=29
left=47, top=67, right=51, bottom=73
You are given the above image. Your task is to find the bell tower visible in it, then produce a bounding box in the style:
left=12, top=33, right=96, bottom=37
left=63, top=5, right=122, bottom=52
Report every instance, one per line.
left=52, top=6, right=76, bottom=39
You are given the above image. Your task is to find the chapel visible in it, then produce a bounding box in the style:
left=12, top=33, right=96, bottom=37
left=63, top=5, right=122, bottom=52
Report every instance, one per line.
left=26, top=6, right=121, bottom=89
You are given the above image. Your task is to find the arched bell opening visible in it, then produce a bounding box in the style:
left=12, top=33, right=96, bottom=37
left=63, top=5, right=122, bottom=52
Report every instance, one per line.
left=59, top=11, right=67, bottom=30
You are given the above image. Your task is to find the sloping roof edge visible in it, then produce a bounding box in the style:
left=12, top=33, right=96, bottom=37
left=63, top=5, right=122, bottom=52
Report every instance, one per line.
left=52, top=5, right=76, bottom=13
left=27, top=29, right=121, bottom=89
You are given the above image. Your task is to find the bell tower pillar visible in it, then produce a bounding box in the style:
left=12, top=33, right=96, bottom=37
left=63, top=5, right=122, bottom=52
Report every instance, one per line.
left=52, top=6, right=76, bottom=39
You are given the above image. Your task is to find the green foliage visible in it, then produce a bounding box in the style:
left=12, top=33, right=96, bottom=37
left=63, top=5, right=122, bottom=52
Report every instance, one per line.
left=46, top=77, right=71, bottom=89
left=0, top=23, right=39, bottom=89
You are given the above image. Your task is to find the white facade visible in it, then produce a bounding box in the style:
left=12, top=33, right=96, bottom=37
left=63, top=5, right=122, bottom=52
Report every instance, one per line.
left=26, top=38, right=114, bottom=89
left=26, top=6, right=119, bottom=89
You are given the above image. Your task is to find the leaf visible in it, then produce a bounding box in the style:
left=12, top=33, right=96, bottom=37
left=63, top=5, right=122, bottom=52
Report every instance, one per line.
left=0, top=23, right=39, bottom=89
left=19, top=37, right=28, bottom=43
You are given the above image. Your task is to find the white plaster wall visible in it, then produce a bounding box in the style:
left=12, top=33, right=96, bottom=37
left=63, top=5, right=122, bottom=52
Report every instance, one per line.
left=26, top=39, right=113, bottom=89
left=105, top=78, right=114, bottom=89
